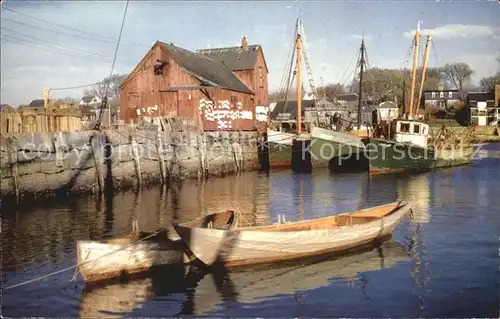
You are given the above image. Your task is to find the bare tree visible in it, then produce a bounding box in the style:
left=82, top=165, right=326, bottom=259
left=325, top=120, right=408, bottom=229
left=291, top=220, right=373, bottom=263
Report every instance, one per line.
left=441, top=62, right=474, bottom=98
left=319, top=83, right=346, bottom=102
left=84, top=74, right=127, bottom=100
left=479, top=73, right=500, bottom=92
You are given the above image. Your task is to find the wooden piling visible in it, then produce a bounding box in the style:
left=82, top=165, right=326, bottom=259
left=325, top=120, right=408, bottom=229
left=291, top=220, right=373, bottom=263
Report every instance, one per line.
left=230, top=133, right=240, bottom=173
left=9, top=137, right=20, bottom=204
left=53, top=134, right=63, bottom=168
left=156, top=129, right=166, bottom=184
left=197, top=133, right=207, bottom=180
left=221, top=132, right=227, bottom=176
left=170, top=134, right=179, bottom=180
left=130, top=134, right=142, bottom=189
left=90, top=133, right=104, bottom=196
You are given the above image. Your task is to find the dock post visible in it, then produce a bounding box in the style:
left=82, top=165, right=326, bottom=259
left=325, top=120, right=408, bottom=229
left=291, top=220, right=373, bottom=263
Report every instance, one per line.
left=130, top=134, right=142, bottom=189
left=156, top=128, right=166, bottom=184
left=90, top=132, right=104, bottom=197
left=8, top=137, right=20, bottom=204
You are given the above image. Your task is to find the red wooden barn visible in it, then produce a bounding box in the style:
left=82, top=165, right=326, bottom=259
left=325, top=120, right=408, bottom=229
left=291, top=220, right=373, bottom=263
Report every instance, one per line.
left=120, top=37, right=268, bottom=131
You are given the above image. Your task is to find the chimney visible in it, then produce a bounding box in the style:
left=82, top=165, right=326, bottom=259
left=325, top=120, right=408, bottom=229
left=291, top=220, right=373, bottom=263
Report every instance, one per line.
left=241, top=35, right=248, bottom=48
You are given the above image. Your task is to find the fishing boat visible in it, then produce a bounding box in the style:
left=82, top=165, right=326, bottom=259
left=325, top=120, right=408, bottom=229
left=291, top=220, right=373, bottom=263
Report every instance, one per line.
left=266, top=128, right=296, bottom=169
left=174, top=201, right=411, bottom=267
left=309, top=38, right=370, bottom=170
left=76, top=210, right=238, bottom=283
left=310, top=126, right=366, bottom=169
left=365, top=22, right=473, bottom=173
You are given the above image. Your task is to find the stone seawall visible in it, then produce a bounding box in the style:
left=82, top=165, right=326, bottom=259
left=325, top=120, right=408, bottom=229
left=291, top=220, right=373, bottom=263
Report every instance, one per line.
left=0, top=128, right=260, bottom=202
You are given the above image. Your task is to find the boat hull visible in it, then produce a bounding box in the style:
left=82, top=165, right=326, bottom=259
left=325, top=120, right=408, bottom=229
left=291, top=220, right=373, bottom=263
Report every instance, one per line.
left=77, top=240, right=186, bottom=283
left=267, top=129, right=295, bottom=169
left=175, top=202, right=411, bottom=267
left=366, top=138, right=473, bottom=173
left=77, top=210, right=238, bottom=283
left=309, top=127, right=366, bottom=169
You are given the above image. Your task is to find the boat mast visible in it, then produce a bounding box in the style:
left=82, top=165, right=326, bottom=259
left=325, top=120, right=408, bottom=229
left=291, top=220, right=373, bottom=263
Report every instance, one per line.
left=357, top=38, right=366, bottom=130
left=408, top=21, right=421, bottom=117
left=296, top=19, right=303, bottom=134
left=415, top=34, right=432, bottom=116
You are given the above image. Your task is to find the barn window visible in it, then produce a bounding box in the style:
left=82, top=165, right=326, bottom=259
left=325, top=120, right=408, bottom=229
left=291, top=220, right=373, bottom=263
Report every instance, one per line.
left=231, top=96, right=237, bottom=106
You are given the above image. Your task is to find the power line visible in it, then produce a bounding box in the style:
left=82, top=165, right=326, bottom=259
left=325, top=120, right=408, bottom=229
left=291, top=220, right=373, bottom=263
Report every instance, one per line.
left=1, top=17, right=147, bottom=48
left=1, top=6, right=149, bottom=47
left=1, top=26, right=115, bottom=61
left=1, top=35, right=115, bottom=62
left=49, top=80, right=109, bottom=91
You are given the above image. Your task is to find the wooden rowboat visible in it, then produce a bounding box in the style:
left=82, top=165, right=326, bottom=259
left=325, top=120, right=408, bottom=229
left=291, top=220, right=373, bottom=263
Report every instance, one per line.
left=173, top=201, right=411, bottom=267
left=76, top=210, right=238, bottom=283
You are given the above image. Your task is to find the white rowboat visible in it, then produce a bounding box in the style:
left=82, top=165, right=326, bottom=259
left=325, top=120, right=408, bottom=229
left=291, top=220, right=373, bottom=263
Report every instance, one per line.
left=174, top=201, right=411, bottom=267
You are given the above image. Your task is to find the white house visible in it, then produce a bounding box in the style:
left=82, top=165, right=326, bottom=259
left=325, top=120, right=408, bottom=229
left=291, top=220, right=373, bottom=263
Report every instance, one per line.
left=79, top=95, right=102, bottom=107
left=375, top=101, right=399, bottom=122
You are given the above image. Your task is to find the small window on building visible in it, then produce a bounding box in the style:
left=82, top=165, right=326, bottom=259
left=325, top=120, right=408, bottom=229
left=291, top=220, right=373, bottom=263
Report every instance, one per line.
left=231, top=96, right=237, bottom=106
left=439, top=92, right=444, bottom=98
left=400, top=123, right=410, bottom=133
left=6, top=118, right=10, bottom=133
left=431, top=92, right=436, bottom=98
left=413, top=124, right=420, bottom=134
left=422, top=127, right=427, bottom=135
left=448, top=92, right=453, bottom=98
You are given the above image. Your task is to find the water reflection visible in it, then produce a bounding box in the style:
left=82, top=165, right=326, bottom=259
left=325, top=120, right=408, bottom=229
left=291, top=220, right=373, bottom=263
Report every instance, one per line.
left=396, top=174, right=431, bottom=224
left=3, top=159, right=499, bottom=317
left=77, top=240, right=410, bottom=317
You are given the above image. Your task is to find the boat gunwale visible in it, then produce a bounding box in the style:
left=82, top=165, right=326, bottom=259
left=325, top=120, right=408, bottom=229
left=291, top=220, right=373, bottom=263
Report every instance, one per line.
left=77, top=210, right=237, bottom=246
left=176, top=201, right=408, bottom=233
left=236, top=200, right=407, bottom=231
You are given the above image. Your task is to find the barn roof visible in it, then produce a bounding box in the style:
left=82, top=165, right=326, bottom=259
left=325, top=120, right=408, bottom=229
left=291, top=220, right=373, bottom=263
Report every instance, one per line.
left=335, top=94, right=358, bottom=102
left=28, top=99, right=50, bottom=107
left=270, top=99, right=316, bottom=120
left=197, top=44, right=268, bottom=72
left=0, top=104, right=17, bottom=113
left=159, top=42, right=253, bottom=94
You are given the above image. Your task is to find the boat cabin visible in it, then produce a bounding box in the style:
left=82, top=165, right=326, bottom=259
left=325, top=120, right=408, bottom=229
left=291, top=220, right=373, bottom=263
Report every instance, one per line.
left=394, top=119, right=429, bottom=148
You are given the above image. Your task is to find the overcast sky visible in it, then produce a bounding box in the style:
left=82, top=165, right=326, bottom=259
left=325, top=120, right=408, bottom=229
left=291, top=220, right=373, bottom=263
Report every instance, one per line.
left=1, top=0, right=499, bottom=106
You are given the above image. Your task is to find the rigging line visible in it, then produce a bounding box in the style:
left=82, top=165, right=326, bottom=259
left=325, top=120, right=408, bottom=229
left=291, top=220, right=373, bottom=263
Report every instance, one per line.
left=430, top=39, right=439, bottom=67
left=94, top=0, right=130, bottom=130
left=1, top=27, right=115, bottom=60
left=338, top=50, right=360, bottom=87
left=278, top=25, right=298, bottom=96
left=279, top=24, right=297, bottom=91
left=1, top=6, right=148, bottom=47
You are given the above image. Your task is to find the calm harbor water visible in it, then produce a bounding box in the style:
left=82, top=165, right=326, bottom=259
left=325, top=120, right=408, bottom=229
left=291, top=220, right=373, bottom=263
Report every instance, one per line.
left=2, top=143, right=499, bottom=317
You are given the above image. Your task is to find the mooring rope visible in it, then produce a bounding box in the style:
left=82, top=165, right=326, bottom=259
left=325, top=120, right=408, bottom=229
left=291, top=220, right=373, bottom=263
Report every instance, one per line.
left=4, top=229, right=164, bottom=290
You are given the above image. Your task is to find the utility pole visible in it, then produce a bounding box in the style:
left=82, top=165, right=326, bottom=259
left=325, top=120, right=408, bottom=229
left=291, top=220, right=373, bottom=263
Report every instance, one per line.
left=357, top=39, right=366, bottom=130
